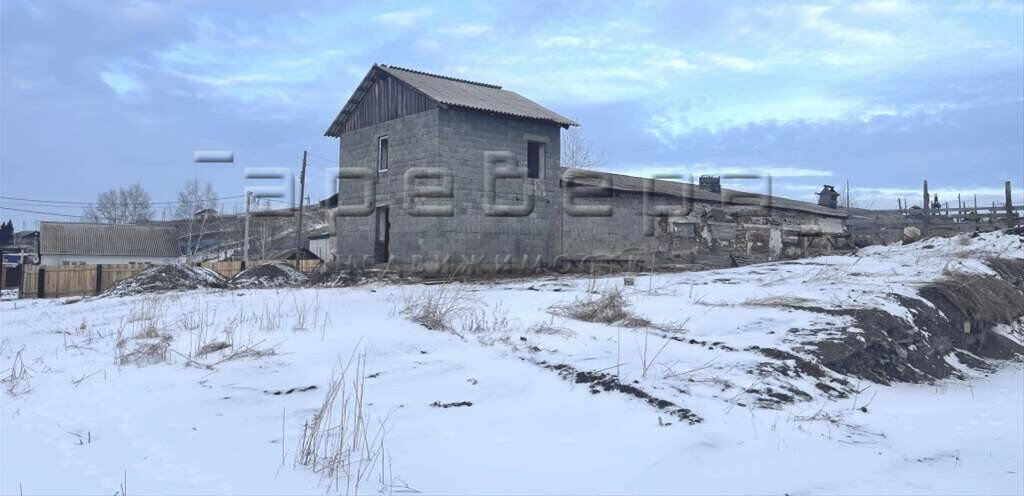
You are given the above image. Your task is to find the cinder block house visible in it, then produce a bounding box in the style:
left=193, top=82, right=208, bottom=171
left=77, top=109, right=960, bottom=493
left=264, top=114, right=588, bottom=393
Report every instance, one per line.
left=326, top=64, right=576, bottom=270
left=326, top=64, right=848, bottom=272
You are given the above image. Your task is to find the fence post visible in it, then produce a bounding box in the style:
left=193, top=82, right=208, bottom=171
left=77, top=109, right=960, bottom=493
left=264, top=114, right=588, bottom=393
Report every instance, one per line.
left=1006, top=181, right=1014, bottom=229
left=37, top=267, right=45, bottom=299
left=922, top=180, right=930, bottom=237
left=95, top=264, right=103, bottom=295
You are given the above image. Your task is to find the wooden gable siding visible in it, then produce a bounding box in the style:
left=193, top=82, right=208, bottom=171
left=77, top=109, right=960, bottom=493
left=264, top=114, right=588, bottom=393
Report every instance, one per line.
left=341, top=74, right=436, bottom=134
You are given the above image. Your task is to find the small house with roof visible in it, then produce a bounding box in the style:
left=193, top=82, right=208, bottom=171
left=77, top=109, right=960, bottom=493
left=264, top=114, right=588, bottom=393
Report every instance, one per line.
left=38, top=222, right=181, bottom=266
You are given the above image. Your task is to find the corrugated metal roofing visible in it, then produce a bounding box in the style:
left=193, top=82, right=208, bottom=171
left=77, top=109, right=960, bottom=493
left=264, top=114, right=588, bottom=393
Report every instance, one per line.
left=39, top=222, right=181, bottom=257
left=325, top=64, right=577, bottom=136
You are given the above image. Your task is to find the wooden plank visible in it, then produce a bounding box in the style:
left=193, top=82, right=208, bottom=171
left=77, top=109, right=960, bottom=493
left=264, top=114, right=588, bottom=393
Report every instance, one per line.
left=21, top=265, right=37, bottom=298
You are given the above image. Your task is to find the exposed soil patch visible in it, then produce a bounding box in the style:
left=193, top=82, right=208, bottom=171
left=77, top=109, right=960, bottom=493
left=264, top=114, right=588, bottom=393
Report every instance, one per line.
left=538, top=361, right=702, bottom=424
left=229, top=263, right=308, bottom=289
left=775, top=262, right=1024, bottom=385
left=103, top=265, right=226, bottom=297
left=430, top=400, right=473, bottom=408
left=263, top=385, right=318, bottom=395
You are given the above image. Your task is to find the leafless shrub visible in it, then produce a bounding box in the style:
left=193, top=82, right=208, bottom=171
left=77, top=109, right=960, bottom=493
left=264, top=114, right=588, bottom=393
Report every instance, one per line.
left=2, top=348, right=31, bottom=396
left=396, top=285, right=472, bottom=333
left=296, top=348, right=393, bottom=494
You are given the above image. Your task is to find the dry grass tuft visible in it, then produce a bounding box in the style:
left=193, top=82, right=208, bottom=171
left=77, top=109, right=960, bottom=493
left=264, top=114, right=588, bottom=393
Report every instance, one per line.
left=551, top=286, right=631, bottom=324
left=527, top=318, right=576, bottom=338
left=396, top=285, right=473, bottom=333
left=296, top=348, right=392, bottom=494
left=461, top=302, right=515, bottom=335
left=2, top=349, right=31, bottom=396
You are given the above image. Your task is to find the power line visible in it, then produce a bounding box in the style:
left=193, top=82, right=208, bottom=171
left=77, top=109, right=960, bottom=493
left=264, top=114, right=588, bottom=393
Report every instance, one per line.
left=0, top=194, right=248, bottom=206
left=0, top=206, right=86, bottom=218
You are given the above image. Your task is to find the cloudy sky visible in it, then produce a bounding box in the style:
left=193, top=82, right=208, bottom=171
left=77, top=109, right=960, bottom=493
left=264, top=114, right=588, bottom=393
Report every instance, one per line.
left=1, top=0, right=1022, bottom=227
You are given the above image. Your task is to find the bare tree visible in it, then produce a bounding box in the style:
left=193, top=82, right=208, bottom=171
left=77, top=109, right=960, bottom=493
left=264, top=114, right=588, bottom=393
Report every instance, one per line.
left=174, top=179, right=219, bottom=260
left=838, top=183, right=876, bottom=210
left=81, top=183, right=153, bottom=224
left=560, top=127, right=603, bottom=169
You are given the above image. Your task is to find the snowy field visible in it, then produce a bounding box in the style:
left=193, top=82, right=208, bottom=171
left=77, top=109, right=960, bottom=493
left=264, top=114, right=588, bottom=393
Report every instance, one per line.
left=2, top=232, right=1023, bottom=495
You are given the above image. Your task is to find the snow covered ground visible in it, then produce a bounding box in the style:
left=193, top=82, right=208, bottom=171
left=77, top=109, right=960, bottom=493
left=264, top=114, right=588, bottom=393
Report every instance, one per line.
left=2, top=232, right=1022, bottom=494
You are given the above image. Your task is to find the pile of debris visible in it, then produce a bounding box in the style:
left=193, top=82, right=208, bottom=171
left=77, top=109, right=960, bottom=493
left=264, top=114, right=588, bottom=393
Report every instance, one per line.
left=229, top=263, right=308, bottom=289
left=103, top=265, right=227, bottom=297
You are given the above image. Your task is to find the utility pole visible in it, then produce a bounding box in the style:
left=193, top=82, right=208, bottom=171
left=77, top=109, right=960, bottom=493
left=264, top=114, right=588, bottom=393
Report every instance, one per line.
left=845, top=178, right=850, bottom=210
left=243, top=191, right=252, bottom=265
left=294, top=150, right=308, bottom=268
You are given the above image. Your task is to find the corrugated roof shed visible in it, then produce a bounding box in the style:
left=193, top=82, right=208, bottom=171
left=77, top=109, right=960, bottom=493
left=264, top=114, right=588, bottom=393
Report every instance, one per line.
left=39, top=222, right=181, bottom=257
left=325, top=64, right=577, bottom=136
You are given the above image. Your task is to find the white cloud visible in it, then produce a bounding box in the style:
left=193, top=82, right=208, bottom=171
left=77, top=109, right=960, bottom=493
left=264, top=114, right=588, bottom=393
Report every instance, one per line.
left=611, top=164, right=833, bottom=179
left=800, top=5, right=896, bottom=45
left=416, top=38, right=442, bottom=51
left=438, top=23, right=491, bottom=36
left=852, top=0, right=922, bottom=16
left=645, top=95, right=893, bottom=141
left=705, top=53, right=762, bottom=71
left=99, top=68, right=143, bottom=96
left=373, top=8, right=432, bottom=27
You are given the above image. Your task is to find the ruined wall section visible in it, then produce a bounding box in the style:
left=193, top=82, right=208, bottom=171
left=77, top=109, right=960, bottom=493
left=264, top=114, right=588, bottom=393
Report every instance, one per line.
left=561, top=189, right=849, bottom=268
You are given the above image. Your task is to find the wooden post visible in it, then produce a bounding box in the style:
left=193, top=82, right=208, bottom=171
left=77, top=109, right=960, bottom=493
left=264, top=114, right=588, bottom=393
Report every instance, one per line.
left=1007, top=181, right=1015, bottom=228
left=95, top=264, right=103, bottom=295
left=922, top=180, right=930, bottom=236
left=37, top=267, right=45, bottom=299
left=244, top=191, right=251, bottom=265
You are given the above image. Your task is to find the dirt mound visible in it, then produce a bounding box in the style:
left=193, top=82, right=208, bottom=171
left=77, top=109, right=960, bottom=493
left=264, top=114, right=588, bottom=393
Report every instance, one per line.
left=229, top=263, right=308, bottom=289
left=103, top=265, right=227, bottom=297
left=795, top=262, right=1024, bottom=385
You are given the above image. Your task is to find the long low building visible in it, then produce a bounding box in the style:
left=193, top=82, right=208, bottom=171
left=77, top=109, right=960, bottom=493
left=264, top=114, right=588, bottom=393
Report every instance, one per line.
left=39, top=221, right=182, bottom=266
left=327, top=64, right=850, bottom=272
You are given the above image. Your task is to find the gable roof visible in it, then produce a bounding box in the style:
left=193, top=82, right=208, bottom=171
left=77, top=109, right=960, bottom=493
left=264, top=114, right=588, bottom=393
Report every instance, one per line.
left=39, top=222, right=181, bottom=257
left=325, top=64, right=577, bottom=137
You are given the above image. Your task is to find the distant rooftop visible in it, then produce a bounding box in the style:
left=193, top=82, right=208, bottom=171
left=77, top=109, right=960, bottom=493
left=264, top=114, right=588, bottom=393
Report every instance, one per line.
left=39, top=222, right=180, bottom=257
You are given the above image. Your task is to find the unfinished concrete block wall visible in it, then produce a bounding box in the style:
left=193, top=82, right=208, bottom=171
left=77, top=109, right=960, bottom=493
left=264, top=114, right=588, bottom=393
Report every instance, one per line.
left=336, top=107, right=563, bottom=270
left=408, top=108, right=561, bottom=270
left=336, top=109, right=441, bottom=263
left=560, top=189, right=850, bottom=267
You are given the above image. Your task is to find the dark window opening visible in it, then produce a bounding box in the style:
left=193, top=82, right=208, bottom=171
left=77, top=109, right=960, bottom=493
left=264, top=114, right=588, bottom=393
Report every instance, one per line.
left=527, top=141, right=544, bottom=179
left=378, top=136, right=389, bottom=172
